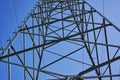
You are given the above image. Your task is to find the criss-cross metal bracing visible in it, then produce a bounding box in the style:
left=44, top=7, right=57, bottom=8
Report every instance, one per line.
left=0, top=0, right=120, bottom=80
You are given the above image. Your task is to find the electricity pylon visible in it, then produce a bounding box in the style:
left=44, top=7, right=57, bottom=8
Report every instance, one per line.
left=0, top=0, right=120, bottom=80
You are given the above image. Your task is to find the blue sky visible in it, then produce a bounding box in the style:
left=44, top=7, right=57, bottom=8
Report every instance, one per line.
left=0, top=0, right=37, bottom=47
left=0, top=0, right=120, bottom=80
left=87, top=0, right=120, bottom=27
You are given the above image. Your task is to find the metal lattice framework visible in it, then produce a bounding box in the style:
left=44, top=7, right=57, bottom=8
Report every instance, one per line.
left=0, top=0, right=120, bottom=80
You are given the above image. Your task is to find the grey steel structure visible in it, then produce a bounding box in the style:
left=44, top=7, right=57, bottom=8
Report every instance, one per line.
left=0, top=0, right=120, bottom=80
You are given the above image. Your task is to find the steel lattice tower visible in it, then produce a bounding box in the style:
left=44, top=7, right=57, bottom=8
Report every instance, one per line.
left=0, top=0, right=120, bottom=80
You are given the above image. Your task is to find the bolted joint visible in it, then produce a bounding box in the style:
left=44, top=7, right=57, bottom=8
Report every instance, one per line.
left=66, top=75, right=83, bottom=80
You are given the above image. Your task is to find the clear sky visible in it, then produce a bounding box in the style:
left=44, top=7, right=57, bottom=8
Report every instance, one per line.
left=0, top=0, right=37, bottom=47
left=0, top=0, right=120, bottom=80
left=87, top=0, right=120, bottom=27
